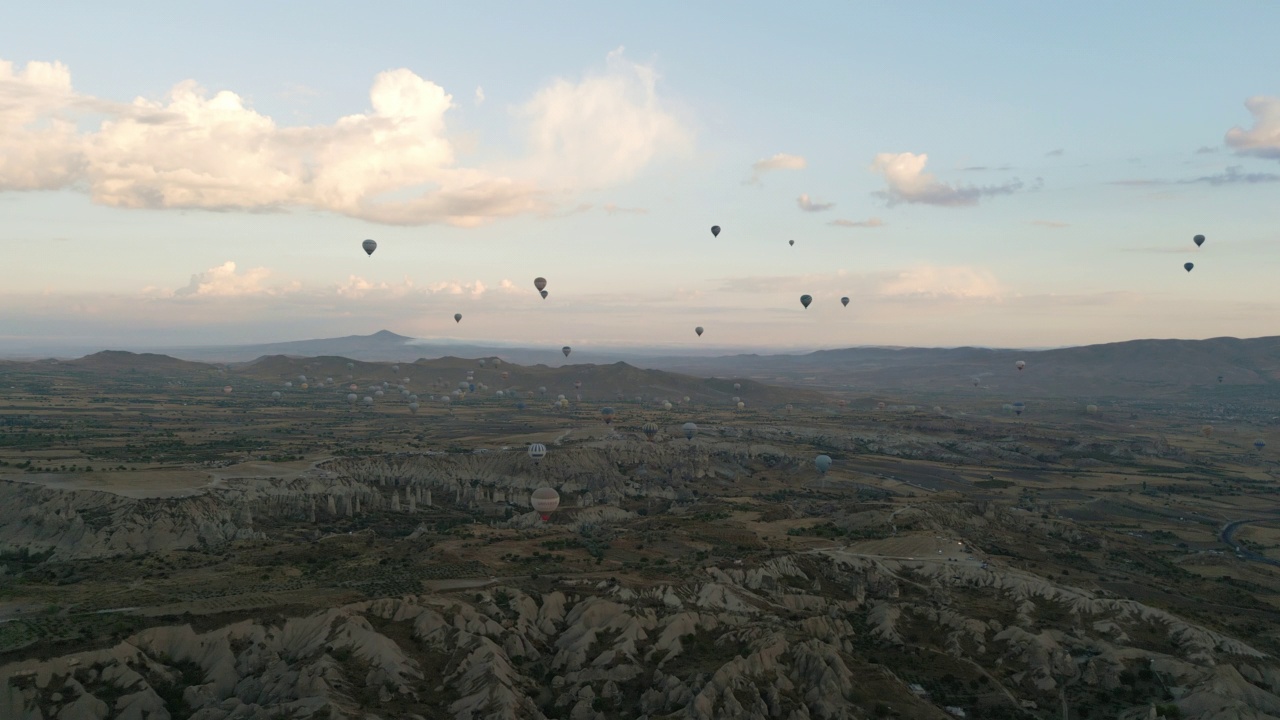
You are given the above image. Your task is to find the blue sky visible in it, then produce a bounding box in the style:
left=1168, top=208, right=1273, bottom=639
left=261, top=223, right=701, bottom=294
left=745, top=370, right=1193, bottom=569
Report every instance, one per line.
left=3, top=2, right=1280, bottom=352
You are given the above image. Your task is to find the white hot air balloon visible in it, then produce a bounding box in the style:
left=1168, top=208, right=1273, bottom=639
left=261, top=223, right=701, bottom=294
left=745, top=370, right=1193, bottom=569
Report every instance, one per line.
left=528, top=443, right=547, bottom=462
left=530, top=487, right=560, bottom=521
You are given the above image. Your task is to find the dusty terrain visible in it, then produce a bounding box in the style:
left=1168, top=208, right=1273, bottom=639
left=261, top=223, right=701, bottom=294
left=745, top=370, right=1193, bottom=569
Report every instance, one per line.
left=1, top=352, right=1279, bottom=719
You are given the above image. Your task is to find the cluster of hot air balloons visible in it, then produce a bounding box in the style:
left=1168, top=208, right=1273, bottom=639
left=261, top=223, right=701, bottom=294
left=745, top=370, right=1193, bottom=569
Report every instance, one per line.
left=1184, top=234, right=1205, bottom=273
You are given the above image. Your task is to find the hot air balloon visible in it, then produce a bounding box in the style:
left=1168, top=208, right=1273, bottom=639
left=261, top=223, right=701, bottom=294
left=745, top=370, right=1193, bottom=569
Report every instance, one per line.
left=789, top=239, right=795, bottom=246
left=682, top=422, right=698, bottom=440
left=695, top=326, right=704, bottom=337
left=375, top=390, right=385, bottom=397
left=534, top=277, right=547, bottom=292
left=642, top=423, right=658, bottom=441
left=363, top=396, right=374, bottom=406
left=540, top=290, right=549, bottom=299
left=710, top=225, right=720, bottom=237
left=530, top=487, right=560, bottom=521
left=362, top=239, right=377, bottom=256
left=347, top=393, right=357, bottom=404
left=733, top=383, right=741, bottom=391
left=800, top=295, right=812, bottom=308
left=271, top=391, right=282, bottom=401
left=223, top=386, right=233, bottom=395
left=662, top=401, right=673, bottom=410
left=841, top=297, right=849, bottom=307
left=1255, top=439, right=1267, bottom=451
left=1015, top=361, right=1026, bottom=371
left=737, top=401, right=745, bottom=410
left=300, top=383, right=309, bottom=390
left=683, top=396, right=691, bottom=403
left=1218, top=375, right=1224, bottom=383
left=284, top=382, right=293, bottom=388
left=528, top=443, right=547, bottom=462
left=732, top=396, right=740, bottom=403
left=454, top=313, right=463, bottom=323
left=408, top=402, right=419, bottom=414
left=1194, top=234, right=1205, bottom=247
left=562, top=346, right=572, bottom=357
left=574, top=381, right=582, bottom=390
left=538, top=386, right=547, bottom=396
left=1184, top=262, right=1194, bottom=272
left=972, top=377, right=981, bottom=387
left=1086, top=404, right=1099, bottom=414
left=815, top=455, right=832, bottom=474
left=601, top=407, right=615, bottom=424
left=1013, top=401, right=1025, bottom=416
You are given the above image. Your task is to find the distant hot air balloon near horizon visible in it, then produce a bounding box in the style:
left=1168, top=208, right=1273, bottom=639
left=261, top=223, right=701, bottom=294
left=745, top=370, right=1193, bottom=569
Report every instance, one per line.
left=408, top=402, right=419, bottom=414
left=531, top=486, right=560, bottom=521
left=695, top=326, right=704, bottom=337
left=1255, top=439, right=1267, bottom=451
left=733, top=383, right=741, bottom=391
left=1194, top=234, right=1205, bottom=247
left=682, top=422, right=698, bottom=440
left=601, top=407, right=615, bottom=424
left=1015, top=360, right=1026, bottom=371
left=454, top=313, right=463, bottom=323
left=1184, top=262, right=1194, bottom=272
left=534, top=277, right=547, bottom=293
left=800, top=294, right=812, bottom=309
left=562, top=346, right=572, bottom=357
left=222, top=386, right=233, bottom=395
left=737, top=401, right=745, bottom=410
left=540, top=290, right=549, bottom=299
left=1013, top=401, right=1026, bottom=416
left=711, top=225, right=721, bottom=237
left=788, top=239, right=795, bottom=246
left=528, top=443, right=547, bottom=462
left=841, top=297, right=849, bottom=307
left=643, top=423, right=658, bottom=441
left=347, top=393, right=357, bottom=404
left=271, top=391, right=282, bottom=401
left=1086, top=404, right=1099, bottom=414
left=362, top=239, right=376, bottom=256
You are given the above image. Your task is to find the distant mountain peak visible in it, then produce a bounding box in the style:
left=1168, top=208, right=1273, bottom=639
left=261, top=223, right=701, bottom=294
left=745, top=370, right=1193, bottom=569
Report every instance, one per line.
left=369, top=330, right=411, bottom=341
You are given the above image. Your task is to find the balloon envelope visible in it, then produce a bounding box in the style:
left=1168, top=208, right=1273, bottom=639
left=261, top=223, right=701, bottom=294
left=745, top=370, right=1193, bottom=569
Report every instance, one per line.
left=710, top=225, right=720, bottom=237
left=534, top=277, right=547, bottom=291
left=815, top=455, right=832, bottom=474
left=1184, top=262, right=1194, bottom=272
left=531, top=487, right=560, bottom=519
left=528, top=443, right=547, bottom=461
left=1015, top=361, right=1026, bottom=371
left=540, top=290, right=549, bottom=299
left=1194, top=234, right=1205, bottom=247
left=1256, top=439, right=1267, bottom=450
left=562, top=346, right=572, bottom=357
left=642, top=423, right=658, bottom=441
left=454, top=313, right=463, bottom=323
left=789, top=239, right=795, bottom=246
left=800, top=294, right=812, bottom=308
left=841, top=297, right=849, bottom=307
left=695, top=326, right=704, bottom=337
left=362, top=239, right=376, bottom=256
left=682, top=422, right=698, bottom=440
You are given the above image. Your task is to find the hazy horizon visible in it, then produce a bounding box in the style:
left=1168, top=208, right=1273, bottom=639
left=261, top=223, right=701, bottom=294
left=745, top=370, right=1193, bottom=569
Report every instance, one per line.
left=4, top=3, right=1280, bottom=350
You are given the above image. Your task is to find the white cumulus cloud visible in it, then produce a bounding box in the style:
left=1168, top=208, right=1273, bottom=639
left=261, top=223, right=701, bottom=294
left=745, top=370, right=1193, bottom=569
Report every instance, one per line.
left=1225, top=96, right=1280, bottom=159
left=870, top=152, right=1023, bottom=207
left=747, top=152, right=806, bottom=183
left=172, top=261, right=298, bottom=298
left=796, top=193, right=834, bottom=212
left=0, top=53, right=688, bottom=226
left=517, top=47, right=691, bottom=189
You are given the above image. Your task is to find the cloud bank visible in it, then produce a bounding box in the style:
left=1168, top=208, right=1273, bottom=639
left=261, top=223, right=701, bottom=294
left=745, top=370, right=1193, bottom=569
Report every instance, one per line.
left=1226, top=96, right=1280, bottom=159
left=0, top=52, right=687, bottom=226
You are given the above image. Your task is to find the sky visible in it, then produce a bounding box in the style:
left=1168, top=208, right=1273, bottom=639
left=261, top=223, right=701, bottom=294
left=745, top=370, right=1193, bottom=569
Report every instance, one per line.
left=3, top=1, right=1280, bottom=354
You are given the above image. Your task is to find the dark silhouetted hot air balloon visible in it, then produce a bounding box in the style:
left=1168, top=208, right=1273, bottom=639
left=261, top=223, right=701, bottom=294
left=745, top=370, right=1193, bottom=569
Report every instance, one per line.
left=695, top=326, right=704, bottom=337
left=362, top=239, right=376, bottom=256
left=454, top=313, right=462, bottom=323
left=1194, top=234, right=1205, bottom=247
left=711, top=225, right=720, bottom=237
left=841, top=297, right=849, bottom=307
left=1184, top=262, right=1194, bottom=272
left=800, top=295, right=812, bottom=309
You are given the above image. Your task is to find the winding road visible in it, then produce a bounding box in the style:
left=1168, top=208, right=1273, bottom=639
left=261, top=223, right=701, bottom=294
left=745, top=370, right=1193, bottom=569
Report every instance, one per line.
left=1220, top=518, right=1280, bottom=567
